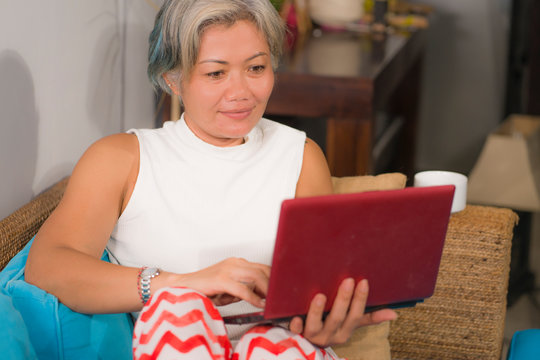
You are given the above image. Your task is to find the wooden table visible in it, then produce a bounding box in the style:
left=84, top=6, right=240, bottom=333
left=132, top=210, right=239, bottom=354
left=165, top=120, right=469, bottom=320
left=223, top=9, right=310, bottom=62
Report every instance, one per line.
left=265, top=28, right=427, bottom=177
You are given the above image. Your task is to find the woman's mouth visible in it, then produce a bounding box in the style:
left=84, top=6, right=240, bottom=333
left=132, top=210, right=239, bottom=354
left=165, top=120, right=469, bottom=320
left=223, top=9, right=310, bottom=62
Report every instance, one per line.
left=219, top=108, right=253, bottom=120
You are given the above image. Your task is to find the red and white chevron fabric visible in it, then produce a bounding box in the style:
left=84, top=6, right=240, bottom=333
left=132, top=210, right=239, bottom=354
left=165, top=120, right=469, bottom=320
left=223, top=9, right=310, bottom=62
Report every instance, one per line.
left=133, top=287, right=343, bottom=360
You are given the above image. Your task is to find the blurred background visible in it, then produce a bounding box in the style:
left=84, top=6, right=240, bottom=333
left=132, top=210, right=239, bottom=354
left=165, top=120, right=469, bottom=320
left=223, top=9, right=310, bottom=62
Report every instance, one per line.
left=2, top=0, right=529, bottom=218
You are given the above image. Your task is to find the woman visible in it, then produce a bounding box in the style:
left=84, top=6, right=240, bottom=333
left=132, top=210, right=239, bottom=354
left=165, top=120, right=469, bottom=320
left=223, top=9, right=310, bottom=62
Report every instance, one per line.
left=25, top=0, right=396, bottom=358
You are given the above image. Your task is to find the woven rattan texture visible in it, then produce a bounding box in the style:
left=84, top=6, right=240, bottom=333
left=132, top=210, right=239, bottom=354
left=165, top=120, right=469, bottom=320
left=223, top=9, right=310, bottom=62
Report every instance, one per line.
left=0, top=178, right=68, bottom=270
left=388, top=205, right=518, bottom=360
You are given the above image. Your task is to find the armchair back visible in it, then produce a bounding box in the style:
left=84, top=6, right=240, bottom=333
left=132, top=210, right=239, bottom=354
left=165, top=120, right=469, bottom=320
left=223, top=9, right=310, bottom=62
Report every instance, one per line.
left=0, top=178, right=68, bottom=271
left=389, top=205, right=517, bottom=359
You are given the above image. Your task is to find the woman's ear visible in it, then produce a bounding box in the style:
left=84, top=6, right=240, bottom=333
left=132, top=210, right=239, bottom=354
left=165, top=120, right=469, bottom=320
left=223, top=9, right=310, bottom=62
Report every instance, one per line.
left=163, top=72, right=181, bottom=96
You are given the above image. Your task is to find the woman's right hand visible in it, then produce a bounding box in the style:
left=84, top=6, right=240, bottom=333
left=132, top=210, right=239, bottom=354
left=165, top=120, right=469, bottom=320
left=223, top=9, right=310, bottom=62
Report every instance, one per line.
left=163, top=258, right=270, bottom=308
left=289, top=278, right=397, bottom=348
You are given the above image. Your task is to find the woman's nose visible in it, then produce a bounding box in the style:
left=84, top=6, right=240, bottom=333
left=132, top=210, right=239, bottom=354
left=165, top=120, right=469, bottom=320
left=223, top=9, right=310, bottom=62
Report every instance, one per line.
left=224, top=73, right=249, bottom=101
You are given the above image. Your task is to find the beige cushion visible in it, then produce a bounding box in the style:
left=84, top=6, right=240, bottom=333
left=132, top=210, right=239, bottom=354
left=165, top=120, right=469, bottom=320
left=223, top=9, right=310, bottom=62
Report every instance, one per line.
left=331, top=173, right=407, bottom=194
left=333, top=322, right=391, bottom=360
left=330, top=173, right=406, bottom=360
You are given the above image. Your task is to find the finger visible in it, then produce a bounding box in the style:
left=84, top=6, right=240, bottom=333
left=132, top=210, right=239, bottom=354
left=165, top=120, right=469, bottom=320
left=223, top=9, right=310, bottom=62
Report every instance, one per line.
left=253, top=263, right=271, bottom=279
left=250, top=268, right=270, bottom=298
left=211, top=293, right=241, bottom=306
left=289, top=316, right=304, bottom=335
left=322, top=278, right=356, bottom=331
left=340, top=278, right=369, bottom=332
left=237, top=274, right=269, bottom=301
left=223, top=280, right=266, bottom=308
left=235, top=262, right=270, bottom=296
left=357, top=308, right=398, bottom=327
left=238, top=278, right=268, bottom=305
left=303, top=293, right=327, bottom=337
left=238, top=280, right=256, bottom=292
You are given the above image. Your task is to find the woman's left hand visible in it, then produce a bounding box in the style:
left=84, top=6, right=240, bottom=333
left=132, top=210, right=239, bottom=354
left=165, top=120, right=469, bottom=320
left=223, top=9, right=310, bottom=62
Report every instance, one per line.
left=288, top=278, right=398, bottom=348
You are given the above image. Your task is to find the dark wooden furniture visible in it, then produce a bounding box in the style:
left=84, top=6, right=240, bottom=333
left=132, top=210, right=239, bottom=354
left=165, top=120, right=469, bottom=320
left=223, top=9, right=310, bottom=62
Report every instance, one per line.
left=505, top=0, right=540, bottom=117
left=265, top=28, right=427, bottom=177
left=503, top=0, right=539, bottom=304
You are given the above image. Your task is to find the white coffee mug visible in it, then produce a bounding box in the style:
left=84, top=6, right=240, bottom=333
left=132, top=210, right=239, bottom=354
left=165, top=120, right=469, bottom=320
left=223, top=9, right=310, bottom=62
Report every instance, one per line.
left=414, top=171, right=468, bottom=213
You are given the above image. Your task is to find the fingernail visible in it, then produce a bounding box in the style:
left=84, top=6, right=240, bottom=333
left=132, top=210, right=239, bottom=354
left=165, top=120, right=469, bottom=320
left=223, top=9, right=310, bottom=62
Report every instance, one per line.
left=359, top=279, right=368, bottom=292
left=260, top=299, right=266, bottom=308
left=343, top=278, right=354, bottom=291
left=316, top=294, right=326, bottom=306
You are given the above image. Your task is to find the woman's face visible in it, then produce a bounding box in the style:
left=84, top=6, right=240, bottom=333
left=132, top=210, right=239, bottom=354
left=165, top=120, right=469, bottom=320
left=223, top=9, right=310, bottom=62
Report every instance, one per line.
left=180, top=20, right=275, bottom=147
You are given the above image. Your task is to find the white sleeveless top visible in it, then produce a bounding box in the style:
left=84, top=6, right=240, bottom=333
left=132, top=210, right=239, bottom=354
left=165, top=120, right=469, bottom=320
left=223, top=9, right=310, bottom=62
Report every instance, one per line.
left=107, top=115, right=306, bottom=338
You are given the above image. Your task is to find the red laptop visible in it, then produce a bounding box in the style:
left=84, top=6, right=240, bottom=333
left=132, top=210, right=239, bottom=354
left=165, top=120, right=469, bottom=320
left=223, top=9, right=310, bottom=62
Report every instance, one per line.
left=223, top=185, right=454, bottom=324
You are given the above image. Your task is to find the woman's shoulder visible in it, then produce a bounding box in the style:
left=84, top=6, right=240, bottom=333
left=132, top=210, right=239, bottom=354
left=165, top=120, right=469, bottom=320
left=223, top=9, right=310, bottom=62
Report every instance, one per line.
left=295, top=136, right=333, bottom=197
left=56, top=133, right=140, bottom=224
left=72, top=133, right=139, bottom=186
left=84, top=133, right=139, bottom=160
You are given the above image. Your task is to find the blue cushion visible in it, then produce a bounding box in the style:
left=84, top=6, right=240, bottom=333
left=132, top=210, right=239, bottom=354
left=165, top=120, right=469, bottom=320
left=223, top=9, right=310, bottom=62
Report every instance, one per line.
left=0, top=288, right=37, bottom=359
left=0, top=237, right=133, bottom=360
left=507, top=329, right=540, bottom=360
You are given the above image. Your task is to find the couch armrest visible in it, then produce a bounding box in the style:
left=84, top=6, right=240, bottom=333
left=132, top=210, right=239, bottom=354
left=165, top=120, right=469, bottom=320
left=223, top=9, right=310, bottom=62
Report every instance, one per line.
left=389, top=205, right=518, bottom=359
left=0, top=178, right=69, bottom=270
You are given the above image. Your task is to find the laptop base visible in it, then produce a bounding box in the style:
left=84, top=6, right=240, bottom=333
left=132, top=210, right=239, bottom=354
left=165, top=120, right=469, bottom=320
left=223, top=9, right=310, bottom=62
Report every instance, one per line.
left=223, top=299, right=424, bottom=325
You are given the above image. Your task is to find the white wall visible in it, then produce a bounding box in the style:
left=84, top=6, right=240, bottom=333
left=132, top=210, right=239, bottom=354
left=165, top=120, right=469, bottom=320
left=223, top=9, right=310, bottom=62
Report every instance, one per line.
left=414, top=0, right=511, bottom=174
left=0, top=0, right=158, bottom=219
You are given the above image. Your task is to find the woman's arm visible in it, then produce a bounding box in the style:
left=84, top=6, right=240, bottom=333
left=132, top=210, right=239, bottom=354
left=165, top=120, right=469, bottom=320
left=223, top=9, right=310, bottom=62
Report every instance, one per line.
left=25, top=133, right=144, bottom=313
left=25, top=133, right=268, bottom=314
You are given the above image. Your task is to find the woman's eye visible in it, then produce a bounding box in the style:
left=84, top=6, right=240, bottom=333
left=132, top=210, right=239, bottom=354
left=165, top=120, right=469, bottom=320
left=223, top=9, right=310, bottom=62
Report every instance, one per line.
left=206, top=71, right=224, bottom=79
left=249, top=65, right=266, bottom=74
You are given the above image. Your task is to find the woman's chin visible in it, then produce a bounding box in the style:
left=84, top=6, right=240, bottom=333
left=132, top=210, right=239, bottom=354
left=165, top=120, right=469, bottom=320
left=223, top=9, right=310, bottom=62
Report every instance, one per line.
left=218, top=123, right=257, bottom=141
left=224, top=133, right=250, bottom=145
left=206, top=131, right=249, bottom=146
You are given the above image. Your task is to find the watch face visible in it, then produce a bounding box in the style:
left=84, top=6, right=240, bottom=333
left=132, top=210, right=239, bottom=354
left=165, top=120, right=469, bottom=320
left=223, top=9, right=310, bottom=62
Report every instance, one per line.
left=142, top=267, right=159, bottom=277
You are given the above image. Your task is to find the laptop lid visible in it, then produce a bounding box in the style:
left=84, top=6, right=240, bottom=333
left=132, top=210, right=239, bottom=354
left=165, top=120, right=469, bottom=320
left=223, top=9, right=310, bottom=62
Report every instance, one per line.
left=261, top=185, right=455, bottom=320
left=222, top=185, right=454, bottom=324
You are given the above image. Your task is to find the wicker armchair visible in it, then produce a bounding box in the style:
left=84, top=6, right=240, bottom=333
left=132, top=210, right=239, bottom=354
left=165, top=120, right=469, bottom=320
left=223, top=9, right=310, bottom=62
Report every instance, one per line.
left=0, top=178, right=518, bottom=359
left=0, top=178, right=69, bottom=270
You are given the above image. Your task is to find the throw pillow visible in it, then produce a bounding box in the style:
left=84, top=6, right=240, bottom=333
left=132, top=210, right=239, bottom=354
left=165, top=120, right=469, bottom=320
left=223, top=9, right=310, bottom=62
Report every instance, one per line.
left=333, top=322, right=390, bottom=360
left=331, top=173, right=407, bottom=194
left=507, top=329, right=540, bottom=360
left=0, top=237, right=133, bottom=360
left=0, top=288, right=37, bottom=359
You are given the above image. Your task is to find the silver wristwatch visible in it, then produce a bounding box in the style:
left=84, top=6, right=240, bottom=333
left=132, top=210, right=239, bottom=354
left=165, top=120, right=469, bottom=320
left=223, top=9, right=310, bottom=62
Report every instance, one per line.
left=139, top=267, right=161, bottom=305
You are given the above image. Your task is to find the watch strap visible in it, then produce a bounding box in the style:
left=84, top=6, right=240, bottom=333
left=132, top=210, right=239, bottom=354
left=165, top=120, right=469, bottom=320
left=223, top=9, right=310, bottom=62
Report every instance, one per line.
left=137, top=267, right=161, bottom=305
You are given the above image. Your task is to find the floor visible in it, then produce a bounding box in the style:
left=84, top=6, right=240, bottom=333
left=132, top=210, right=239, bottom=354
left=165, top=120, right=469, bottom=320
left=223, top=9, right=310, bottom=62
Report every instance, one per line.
left=501, top=212, right=540, bottom=359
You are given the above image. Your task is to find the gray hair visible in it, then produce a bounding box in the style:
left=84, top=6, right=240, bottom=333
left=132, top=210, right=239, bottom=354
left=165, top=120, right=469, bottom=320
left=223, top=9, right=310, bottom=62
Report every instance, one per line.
left=148, top=0, right=286, bottom=94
